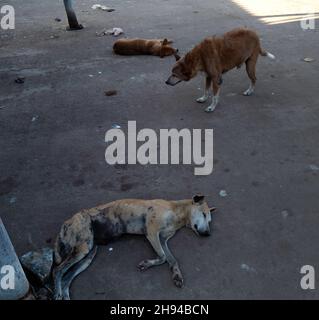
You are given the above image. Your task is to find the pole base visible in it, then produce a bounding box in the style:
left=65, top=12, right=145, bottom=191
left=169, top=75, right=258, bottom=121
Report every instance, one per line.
left=66, top=24, right=83, bottom=31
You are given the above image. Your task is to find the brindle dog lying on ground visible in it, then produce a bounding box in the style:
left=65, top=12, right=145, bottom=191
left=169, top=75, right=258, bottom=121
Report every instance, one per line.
left=52, top=194, right=216, bottom=299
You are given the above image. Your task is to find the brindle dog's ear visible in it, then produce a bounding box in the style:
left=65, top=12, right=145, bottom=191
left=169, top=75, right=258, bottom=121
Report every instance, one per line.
left=209, top=207, right=217, bottom=213
left=174, top=50, right=181, bottom=61
left=193, top=194, right=205, bottom=205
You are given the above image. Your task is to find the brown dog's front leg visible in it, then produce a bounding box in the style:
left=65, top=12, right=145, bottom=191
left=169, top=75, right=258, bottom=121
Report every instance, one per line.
left=196, top=76, right=212, bottom=103
left=205, top=76, right=221, bottom=113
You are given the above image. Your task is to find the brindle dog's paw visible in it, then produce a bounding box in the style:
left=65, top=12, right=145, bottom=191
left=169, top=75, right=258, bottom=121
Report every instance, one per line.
left=137, top=260, right=150, bottom=272
left=173, top=273, right=184, bottom=288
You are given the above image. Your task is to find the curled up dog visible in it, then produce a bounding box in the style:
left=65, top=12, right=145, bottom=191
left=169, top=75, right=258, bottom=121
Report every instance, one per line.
left=166, top=27, right=275, bottom=112
left=113, top=38, right=179, bottom=58
left=52, top=194, right=216, bottom=299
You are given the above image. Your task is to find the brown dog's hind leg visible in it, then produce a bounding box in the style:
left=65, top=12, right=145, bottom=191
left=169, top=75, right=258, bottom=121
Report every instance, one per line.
left=197, top=76, right=212, bottom=103
left=243, top=54, right=258, bottom=96
left=138, top=233, right=166, bottom=271
left=61, top=245, right=97, bottom=300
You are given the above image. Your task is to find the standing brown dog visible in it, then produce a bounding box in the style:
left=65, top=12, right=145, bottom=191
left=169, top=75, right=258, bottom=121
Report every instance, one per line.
left=113, top=38, right=178, bottom=58
left=166, top=28, right=275, bottom=112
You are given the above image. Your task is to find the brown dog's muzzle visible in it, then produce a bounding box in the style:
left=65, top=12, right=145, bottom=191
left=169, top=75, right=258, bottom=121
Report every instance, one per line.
left=165, top=75, right=182, bottom=86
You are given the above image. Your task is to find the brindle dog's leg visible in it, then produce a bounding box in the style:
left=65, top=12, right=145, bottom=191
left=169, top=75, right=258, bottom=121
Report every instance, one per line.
left=61, top=245, right=97, bottom=300
left=53, top=242, right=92, bottom=300
left=196, top=76, right=212, bottom=103
left=138, top=233, right=166, bottom=271
left=160, top=233, right=184, bottom=288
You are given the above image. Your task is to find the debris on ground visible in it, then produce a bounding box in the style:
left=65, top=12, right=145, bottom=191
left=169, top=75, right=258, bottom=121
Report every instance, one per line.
left=97, top=27, right=123, bottom=37
left=281, top=210, right=290, bottom=218
left=105, top=90, right=117, bottom=96
left=20, top=248, right=53, bottom=285
left=96, top=29, right=107, bottom=36
left=111, top=124, right=121, bottom=129
left=31, top=116, right=38, bottom=122
left=92, top=4, right=115, bottom=12
left=14, top=77, right=25, bottom=84
left=54, top=18, right=61, bottom=22
left=95, top=291, right=106, bottom=295
left=219, top=190, right=227, bottom=197
left=303, top=57, right=315, bottom=63
left=49, top=35, right=59, bottom=39
left=309, top=164, right=319, bottom=171
left=240, top=263, right=256, bottom=273
left=108, top=247, right=113, bottom=252
left=9, top=196, right=17, bottom=204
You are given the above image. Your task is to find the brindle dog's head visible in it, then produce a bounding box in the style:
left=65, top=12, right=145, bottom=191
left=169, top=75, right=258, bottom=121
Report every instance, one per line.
left=165, top=52, right=197, bottom=86
left=188, top=194, right=216, bottom=237
left=159, top=38, right=179, bottom=58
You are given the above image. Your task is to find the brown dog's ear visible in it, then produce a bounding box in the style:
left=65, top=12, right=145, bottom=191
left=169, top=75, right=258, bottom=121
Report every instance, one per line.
left=209, top=207, right=217, bottom=213
left=193, top=194, right=205, bottom=205
left=162, top=38, right=168, bottom=46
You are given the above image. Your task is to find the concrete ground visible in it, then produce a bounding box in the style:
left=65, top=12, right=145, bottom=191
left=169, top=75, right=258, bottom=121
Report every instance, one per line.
left=1, top=0, right=319, bottom=299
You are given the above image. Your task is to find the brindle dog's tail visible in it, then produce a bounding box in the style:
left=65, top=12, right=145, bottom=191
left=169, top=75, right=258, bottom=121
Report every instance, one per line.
left=52, top=212, right=95, bottom=299
left=61, top=245, right=97, bottom=300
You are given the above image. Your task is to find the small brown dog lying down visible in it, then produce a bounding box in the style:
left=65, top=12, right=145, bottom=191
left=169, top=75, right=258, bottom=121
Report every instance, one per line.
left=166, top=28, right=275, bottom=112
left=113, top=38, right=179, bottom=58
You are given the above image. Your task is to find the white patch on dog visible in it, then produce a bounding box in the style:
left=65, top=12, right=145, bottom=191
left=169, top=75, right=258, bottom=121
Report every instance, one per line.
left=266, top=52, right=275, bottom=60
left=243, top=84, right=255, bottom=96
left=196, top=94, right=209, bottom=103
left=205, top=95, right=219, bottom=113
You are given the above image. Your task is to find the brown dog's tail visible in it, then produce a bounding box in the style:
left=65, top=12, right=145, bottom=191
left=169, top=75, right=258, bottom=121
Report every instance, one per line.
left=260, top=48, right=276, bottom=59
